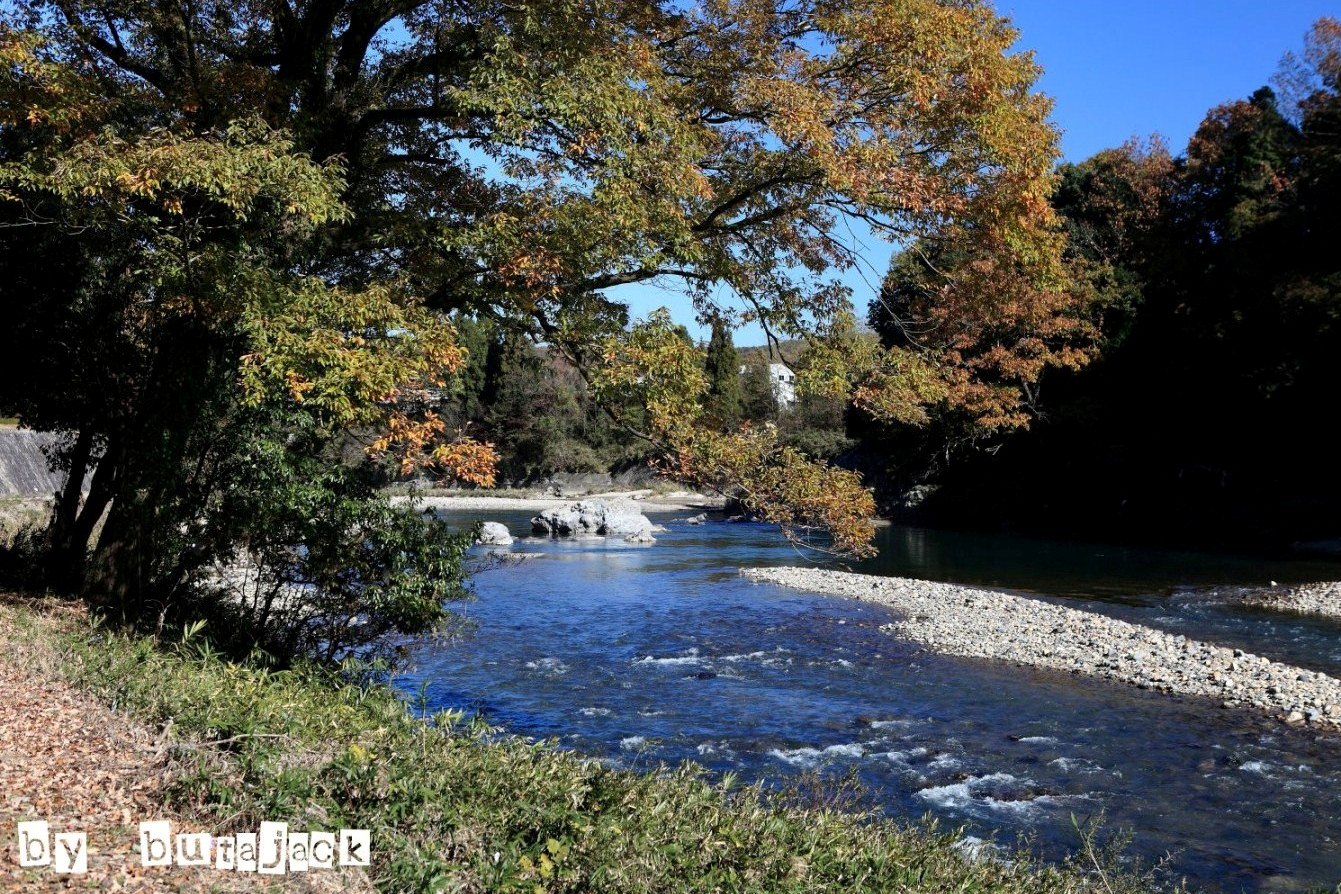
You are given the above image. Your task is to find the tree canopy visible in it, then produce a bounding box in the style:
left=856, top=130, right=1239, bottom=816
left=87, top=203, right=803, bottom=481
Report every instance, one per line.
left=863, top=17, right=1341, bottom=549
left=2, top=0, right=1083, bottom=645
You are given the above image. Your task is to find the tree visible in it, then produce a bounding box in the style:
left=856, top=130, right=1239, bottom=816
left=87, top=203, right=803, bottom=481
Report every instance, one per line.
left=739, top=354, right=780, bottom=425
left=778, top=391, right=853, bottom=462
left=1182, top=87, right=1298, bottom=244
left=703, top=319, right=741, bottom=427
left=483, top=334, right=600, bottom=479
left=1051, top=139, right=1177, bottom=348
left=0, top=33, right=489, bottom=655
left=859, top=18, right=1341, bottom=548
left=3, top=0, right=1081, bottom=595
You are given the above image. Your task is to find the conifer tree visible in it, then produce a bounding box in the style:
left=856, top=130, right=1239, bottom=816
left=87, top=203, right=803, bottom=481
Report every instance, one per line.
left=704, top=320, right=741, bottom=427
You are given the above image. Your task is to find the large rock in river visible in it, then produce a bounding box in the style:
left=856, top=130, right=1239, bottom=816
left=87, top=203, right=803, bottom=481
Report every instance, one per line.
left=477, top=521, right=514, bottom=546
left=531, top=500, right=659, bottom=543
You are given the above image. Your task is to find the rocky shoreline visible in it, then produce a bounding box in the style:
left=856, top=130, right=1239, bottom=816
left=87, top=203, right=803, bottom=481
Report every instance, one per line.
left=1186, top=581, right=1341, bottom=621
left=743, top=567, right=1341, bottom=731
left=391, top=489, right=722, bottom=514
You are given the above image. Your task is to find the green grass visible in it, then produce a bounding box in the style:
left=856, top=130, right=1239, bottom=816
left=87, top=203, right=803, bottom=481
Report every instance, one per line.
left=3, top=598, right=1168, bottom=894
left=0, top=497, right=48, bottom=543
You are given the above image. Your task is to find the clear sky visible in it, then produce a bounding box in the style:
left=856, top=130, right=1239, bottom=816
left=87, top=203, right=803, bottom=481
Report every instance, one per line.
left=615, top=2, right=1336, bottom=344
left=1002, top=0, right=1335, bottom=162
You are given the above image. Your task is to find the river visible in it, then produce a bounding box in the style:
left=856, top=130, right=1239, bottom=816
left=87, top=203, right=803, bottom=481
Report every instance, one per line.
left=397, top=509, right=1341, bottom=893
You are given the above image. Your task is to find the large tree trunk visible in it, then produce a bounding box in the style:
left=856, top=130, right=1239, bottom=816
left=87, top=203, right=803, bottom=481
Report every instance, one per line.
left=85, top=322, right=224, bottom=619
left=87, top=490, right=148, bottom=620
left=71, top=438, right=117, bottom=537
left=48, top=429, right=92, bottom=540
left=86, top=423, right=187, bottom=623
left=42, top=429, right=110, bottom=592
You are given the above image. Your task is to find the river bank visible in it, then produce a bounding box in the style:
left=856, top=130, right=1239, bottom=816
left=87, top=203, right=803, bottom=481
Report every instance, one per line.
left=0, top=591, right=1154, bottom=894
left=744, top=567, right=1341, bottom=731
left=390, top=488, right=726, bottom=514
left=0, top=596, right=368, bottom=892
left=1184, top=580, right=1341, bottom=622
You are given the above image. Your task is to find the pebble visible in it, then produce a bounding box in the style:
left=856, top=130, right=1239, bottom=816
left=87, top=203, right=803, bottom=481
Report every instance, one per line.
left=742, top=567, right=1341, bottom=733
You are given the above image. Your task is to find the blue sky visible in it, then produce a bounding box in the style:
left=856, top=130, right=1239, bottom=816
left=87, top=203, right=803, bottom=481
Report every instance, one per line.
left=615, top=2, right=1334, bottom=345
left=1002, top=0, right=1335, bottom=161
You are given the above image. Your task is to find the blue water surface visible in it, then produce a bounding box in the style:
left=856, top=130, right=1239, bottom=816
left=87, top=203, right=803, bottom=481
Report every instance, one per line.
left=397, top=510, right=1341, bottom=893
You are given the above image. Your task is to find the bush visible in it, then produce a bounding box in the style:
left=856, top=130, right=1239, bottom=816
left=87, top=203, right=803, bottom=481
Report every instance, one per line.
left=0, top=520, right=50, bottom=591
left=183, top=424, right=474, bottom=665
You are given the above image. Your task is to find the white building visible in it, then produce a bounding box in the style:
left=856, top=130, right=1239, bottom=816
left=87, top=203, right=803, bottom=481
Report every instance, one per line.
left=740, top=361, right=797, bottom=409
left=767, top=363, right=797, bottom=408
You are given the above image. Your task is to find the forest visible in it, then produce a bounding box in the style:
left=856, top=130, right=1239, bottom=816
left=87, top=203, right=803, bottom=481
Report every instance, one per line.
left=870, top=23, right=1340, bottom=553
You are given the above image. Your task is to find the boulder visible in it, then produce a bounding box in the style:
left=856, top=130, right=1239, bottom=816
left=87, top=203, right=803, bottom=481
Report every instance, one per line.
left=477, top=521, right=514, bottom=546
left=530, top=500, right=657, bottom=543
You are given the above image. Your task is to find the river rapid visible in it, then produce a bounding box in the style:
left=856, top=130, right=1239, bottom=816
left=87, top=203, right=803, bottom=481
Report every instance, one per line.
left=397, top=510, right=1341, bottom=893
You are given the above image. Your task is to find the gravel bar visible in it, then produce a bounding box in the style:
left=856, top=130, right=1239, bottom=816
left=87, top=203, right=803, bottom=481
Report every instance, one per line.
left=743, top=567, right=1341, bottom=731
left=1195, top=581, right=1341, bottom=621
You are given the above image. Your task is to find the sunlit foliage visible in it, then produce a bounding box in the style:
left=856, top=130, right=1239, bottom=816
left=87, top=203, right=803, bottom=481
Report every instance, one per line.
left=3, top=0, right=1082, bottom=619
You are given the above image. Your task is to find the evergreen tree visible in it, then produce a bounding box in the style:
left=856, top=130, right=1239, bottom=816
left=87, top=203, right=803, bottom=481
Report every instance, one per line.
left=739, top=354, right=779, bottom=424
left=703, top=320, right=741, bottom=427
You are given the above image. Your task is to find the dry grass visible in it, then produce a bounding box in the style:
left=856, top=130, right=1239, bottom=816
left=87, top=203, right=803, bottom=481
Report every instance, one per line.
left=0, top=595, right=371, bottom=893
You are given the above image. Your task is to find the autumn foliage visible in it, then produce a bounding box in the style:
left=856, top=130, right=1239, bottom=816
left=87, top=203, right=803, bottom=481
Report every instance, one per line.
left=863, top=18, right=1341, bottom=548
left=3, top=0, right=1087, bottom=627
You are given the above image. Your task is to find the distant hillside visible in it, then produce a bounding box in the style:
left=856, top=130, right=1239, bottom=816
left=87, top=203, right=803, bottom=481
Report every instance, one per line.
left=736, top=339, right=805, bottom=365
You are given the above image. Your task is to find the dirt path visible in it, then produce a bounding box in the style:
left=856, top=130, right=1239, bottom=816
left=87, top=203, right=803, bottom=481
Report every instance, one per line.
left=0, top=597, right=369, bottom=893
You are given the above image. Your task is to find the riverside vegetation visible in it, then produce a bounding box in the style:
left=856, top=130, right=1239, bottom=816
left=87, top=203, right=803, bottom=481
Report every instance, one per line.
left=861, top=18, right=1341, bottom=550
left=1, top=0, right=1100, bottom=625
left=0, top=4, right=1103, bottom=882
left=0, top=3, right=1336, bottom=892
left=0, top=595, right=1166, bottom=894
left=431, top=18, right=1341, bottom=555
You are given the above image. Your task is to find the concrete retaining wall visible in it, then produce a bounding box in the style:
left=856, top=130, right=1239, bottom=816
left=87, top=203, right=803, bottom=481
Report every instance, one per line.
left=0, top=430, right=68, bottom=498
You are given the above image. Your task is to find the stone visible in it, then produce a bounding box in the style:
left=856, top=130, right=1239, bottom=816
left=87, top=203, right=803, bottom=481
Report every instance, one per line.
left=477, top=521, right=513, bottom=546
left=741, top=566, right=1341, bottom=734
left=530, top=499, right=657, bottom=543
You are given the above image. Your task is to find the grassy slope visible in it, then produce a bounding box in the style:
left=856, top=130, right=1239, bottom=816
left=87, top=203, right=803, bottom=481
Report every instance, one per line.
left=1, top=596, right=1159, bottom=894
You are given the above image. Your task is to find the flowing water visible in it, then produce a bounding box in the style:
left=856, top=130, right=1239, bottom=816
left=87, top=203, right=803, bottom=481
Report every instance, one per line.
left=397, top=510, right=1341, bottom=893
